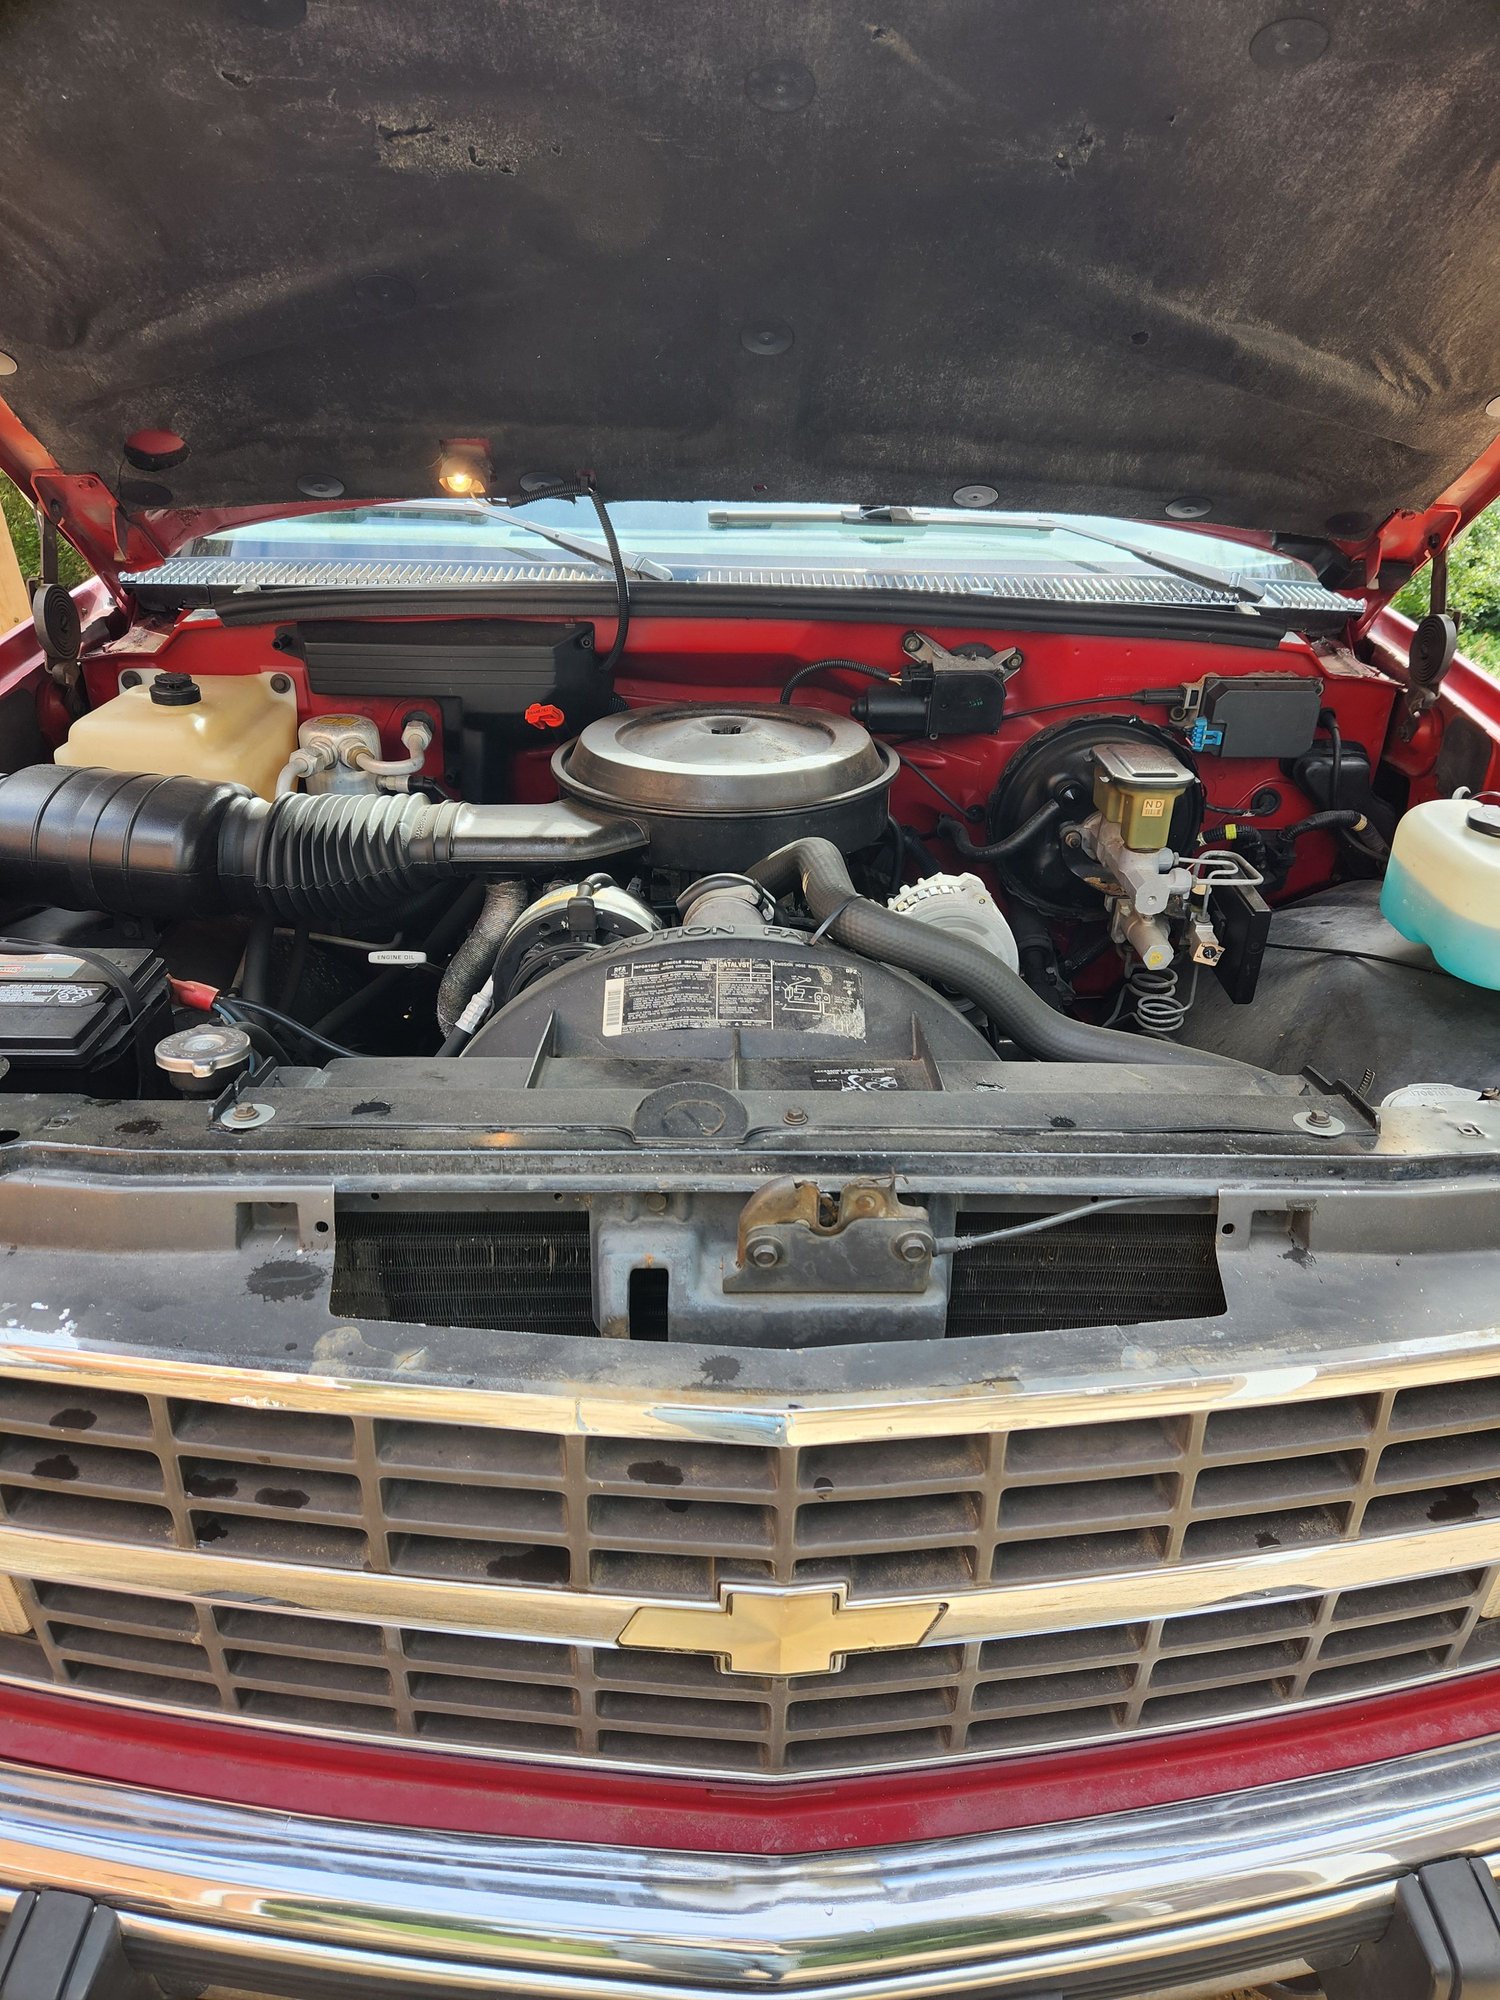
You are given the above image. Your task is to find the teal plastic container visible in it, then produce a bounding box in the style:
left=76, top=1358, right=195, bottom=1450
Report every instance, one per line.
left=1381, top=799, right=1500, bottom=989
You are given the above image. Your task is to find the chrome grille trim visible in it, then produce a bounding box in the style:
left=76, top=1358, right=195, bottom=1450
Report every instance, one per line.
left=4, top=1350, right=1500, bottom=1778
left=6, top=1336, right=1500, bottom=1443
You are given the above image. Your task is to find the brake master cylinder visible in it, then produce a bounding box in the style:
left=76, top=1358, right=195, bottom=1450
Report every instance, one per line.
left=1070, top=740, right=1197, bottom=970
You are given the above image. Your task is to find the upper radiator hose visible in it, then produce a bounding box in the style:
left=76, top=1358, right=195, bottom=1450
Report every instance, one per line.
left=0, top=764, right=646, bottom=924
left=749, top=836, right=1256, bottom=1071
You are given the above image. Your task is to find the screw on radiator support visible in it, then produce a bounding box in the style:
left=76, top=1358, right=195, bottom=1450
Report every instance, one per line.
left=1293, top=1107, right=1346, bottom=1137
left=745, top=1234, right=783, bottom=1269
left=219, top=1100, right=277, bottom=1130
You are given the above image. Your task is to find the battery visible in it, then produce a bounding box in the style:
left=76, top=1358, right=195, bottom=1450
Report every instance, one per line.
left=0, top=946, right=171, bottom=1096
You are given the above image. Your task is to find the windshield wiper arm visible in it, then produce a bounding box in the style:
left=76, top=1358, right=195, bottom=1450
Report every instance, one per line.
left=706, top=505, right=1265, bottom=604
left=1001, top=516, right=1265, bottom=604
left=477, top=505, right=672, bottom=581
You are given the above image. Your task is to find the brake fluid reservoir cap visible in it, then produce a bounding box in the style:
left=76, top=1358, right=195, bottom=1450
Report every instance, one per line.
left=1467, top=803, right=1500, bottom=839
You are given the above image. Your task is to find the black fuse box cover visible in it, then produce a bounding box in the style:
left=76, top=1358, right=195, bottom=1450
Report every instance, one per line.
left=1190, top=674, right=1324, bottom=758
left=0, top=946, right=170, bottom=1096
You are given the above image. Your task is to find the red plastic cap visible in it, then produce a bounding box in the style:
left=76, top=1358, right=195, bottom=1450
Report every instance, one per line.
left=168, top=976, right=220, bottom=1012
left=524, top=702, right=566, bottom=730
left=122, top=428, right=189, bottom=471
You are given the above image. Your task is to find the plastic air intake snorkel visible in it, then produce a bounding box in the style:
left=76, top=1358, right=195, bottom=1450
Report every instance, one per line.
left=0, top=764, right=647, bottom=926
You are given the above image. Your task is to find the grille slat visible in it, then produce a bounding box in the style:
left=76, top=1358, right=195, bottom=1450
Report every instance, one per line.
left=3, top=1365, right=1499, bottom=1778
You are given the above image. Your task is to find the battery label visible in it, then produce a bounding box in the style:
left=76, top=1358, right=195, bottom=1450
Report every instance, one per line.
left=0, top=953, right=90, bottom=981
left=601, top=957, right=865, bottom=1037
left=0, top=982, right=106, bottom=1006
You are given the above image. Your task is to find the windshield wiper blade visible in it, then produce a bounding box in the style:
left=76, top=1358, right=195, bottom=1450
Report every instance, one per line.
left=708, top=504, right=926, bottom=526
left=707, top=504, right=1014, bottom=526
left=478, top=505, right=672, bottom=581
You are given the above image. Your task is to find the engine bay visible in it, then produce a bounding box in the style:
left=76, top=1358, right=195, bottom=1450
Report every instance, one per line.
left=0, top=605, right=1495, bottom=1347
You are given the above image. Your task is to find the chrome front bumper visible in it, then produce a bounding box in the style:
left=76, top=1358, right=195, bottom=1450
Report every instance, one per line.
left=4, top=1736, right=1500, bottom=2000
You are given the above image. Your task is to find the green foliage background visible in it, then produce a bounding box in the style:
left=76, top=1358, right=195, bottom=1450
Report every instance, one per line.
left=2, top=471, right=91, bottom=587
left=4, top=465, right=1499, bottom=668
left=1392, top=504, right=1500, bottom=671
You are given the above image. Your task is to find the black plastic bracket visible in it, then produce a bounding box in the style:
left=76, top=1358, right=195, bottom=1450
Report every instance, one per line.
left=1322, top=1860, right=1500, bottom=2000
left=0, top=1891, right=163, bottom=2000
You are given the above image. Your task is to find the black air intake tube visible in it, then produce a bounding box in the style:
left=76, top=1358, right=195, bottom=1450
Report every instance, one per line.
left=749, top=836, right=1255, bottom=1072
left=0, top=765, right=645, bottom=925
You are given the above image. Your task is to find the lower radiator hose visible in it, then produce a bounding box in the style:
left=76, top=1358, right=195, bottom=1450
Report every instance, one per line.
left=0, top=764, right=645, bottom=925
left=749, top=836, right=1255, bottom=1071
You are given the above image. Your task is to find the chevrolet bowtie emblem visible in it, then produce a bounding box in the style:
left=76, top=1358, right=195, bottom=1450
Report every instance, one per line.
left=618, top=1583, right=944, bottom=1677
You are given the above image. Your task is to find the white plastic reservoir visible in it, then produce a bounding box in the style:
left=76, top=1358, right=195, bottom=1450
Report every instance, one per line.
left=1380, top=798, right=1500, bottom=990
left=57, top=669, right=297, bottom=801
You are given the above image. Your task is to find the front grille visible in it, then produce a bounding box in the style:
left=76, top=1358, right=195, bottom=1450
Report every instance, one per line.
left=3, top=1367, right=1500, bottom=1777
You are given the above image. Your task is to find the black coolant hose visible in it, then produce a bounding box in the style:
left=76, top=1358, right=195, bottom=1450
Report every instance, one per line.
left=748, top=837, right=1255, bottom=1071
left=436, top=878, right=530, bottom=1037
left=0, top=764, right=645, bottom=926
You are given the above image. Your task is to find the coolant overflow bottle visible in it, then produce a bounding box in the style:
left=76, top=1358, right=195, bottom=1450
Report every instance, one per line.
left=1381, top=798, right=1500, bottom=989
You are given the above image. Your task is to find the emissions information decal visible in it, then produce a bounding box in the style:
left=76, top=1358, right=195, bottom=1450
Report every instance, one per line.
left=602, top=957, right=865, bottom=1037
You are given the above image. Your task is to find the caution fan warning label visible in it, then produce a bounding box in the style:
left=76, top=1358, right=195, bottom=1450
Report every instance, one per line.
left=601, top=957, right=865, bottom=1037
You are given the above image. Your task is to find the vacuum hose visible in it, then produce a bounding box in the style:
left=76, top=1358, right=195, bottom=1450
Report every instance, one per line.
left=0, top=765, right=645, bottom=927
left=749, top=836, right=1253, bottom=1071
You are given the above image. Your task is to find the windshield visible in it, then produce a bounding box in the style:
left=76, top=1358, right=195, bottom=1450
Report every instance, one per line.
left=177, top=501, right=1323, bottom=598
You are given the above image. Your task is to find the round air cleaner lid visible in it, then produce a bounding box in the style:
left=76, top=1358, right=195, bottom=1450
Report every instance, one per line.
left=554, top=705, right=894, bottom=818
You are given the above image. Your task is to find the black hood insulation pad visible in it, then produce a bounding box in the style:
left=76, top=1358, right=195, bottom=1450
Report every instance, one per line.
left=1, top=0, right=1496, bottom=534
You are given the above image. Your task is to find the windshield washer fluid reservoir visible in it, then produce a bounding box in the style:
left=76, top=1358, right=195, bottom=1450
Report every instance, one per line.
left=56, top=670, right=298, bottom=801
left=1381, top=798, right=1500, bottom=989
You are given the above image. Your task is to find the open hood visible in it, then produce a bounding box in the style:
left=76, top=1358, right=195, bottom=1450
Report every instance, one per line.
left=1, top=0, right=1497, bottom=553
